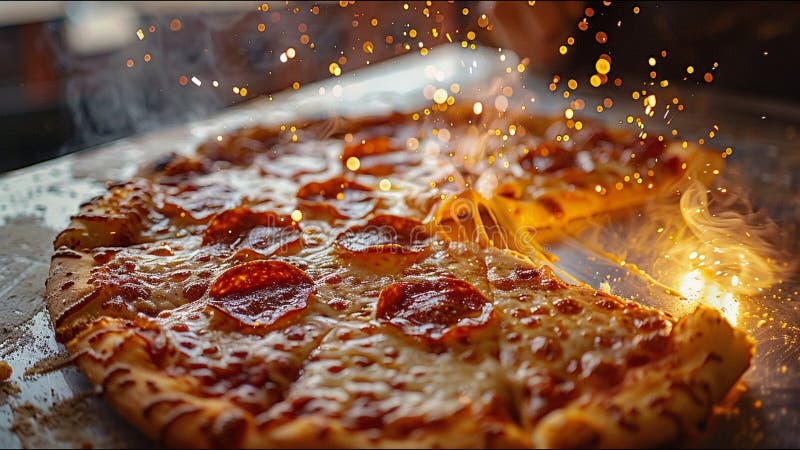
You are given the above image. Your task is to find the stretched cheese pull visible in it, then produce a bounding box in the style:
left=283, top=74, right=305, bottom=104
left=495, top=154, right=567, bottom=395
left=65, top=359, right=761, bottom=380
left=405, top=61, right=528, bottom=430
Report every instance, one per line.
left=432, top=189, right=579, bottom=283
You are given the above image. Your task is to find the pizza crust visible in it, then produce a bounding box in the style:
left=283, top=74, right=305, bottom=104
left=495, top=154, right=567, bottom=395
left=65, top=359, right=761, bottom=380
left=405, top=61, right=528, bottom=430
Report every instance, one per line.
left=46, top=251, right=102, bottom=341
left=70, top=319, right=243, bottom=448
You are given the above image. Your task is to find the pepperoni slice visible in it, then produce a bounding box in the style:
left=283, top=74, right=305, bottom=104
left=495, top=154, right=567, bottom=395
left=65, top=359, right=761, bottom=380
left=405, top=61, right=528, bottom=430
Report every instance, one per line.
left=376, top=278, right=494, bottom=343
left=202, top=207, right=301, bottom=255
left=572, top=127, right=615, bottom=152
left=209, top=260, right=314, bottom=328
left=158, top=154, right=210, bottom=177
left=630, top=135, right=668, bottom=164
left=198, top=135, right=265, bottom=164
left=335, top=215, right=430, bottom=255
left=296, top=177, right=377, bottom=219
left=342, top=136, right=419, bottom=176
left=163, top=184, right=240, bottom=222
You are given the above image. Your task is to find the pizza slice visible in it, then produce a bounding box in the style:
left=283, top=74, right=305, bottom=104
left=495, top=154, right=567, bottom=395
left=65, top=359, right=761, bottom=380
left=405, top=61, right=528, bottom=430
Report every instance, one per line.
left=484, top=251, right=753, bottom=447
left=427, top=108, right=722, bottom=246
left=259, top=314, right=524, bottom=448
left=64, top=258, right=338, bottom=448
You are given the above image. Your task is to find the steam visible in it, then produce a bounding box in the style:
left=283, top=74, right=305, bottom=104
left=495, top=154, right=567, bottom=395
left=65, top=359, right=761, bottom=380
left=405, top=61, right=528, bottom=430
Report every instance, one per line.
left=677, top=180, right=794, bottom=294
left=49, top=5, right=266, bottom=155
left=656, top=178, right=795, bottom=325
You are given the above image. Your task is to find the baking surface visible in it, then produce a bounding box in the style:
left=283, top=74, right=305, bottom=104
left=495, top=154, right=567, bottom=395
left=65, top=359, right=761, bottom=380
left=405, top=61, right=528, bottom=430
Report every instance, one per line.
left=0, top=45, right=798, bottom=448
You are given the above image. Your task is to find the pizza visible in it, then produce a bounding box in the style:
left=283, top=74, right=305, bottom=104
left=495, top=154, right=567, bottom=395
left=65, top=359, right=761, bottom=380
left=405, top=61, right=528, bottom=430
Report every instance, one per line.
left=45, top=105, right=753, bottom=448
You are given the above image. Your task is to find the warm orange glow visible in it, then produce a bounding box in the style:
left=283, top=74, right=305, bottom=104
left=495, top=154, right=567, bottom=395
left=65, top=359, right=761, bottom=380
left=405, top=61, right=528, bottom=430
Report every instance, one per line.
left=678, top=269, right=739, bottom=326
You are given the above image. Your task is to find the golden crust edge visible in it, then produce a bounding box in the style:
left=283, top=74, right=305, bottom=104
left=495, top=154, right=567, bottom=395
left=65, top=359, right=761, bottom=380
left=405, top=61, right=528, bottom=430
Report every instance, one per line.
left=46, top=252, right=104, bottom=342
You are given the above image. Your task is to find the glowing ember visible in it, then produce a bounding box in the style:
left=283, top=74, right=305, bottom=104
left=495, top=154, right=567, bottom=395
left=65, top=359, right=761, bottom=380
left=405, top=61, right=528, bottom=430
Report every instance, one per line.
left=433, top=88, right=448, bottom=104
left=346, top=156, right=361, bottom=171
left=595, top=31, right=607, bottom=44
left=472, top=102, right=483, bottom=114
left=595, top=58, right=611, bottom=75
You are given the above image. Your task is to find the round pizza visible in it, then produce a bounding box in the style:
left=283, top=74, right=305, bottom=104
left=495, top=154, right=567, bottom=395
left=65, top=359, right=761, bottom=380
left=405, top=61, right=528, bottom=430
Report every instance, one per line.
left=45, top=106, right=753, bottom=448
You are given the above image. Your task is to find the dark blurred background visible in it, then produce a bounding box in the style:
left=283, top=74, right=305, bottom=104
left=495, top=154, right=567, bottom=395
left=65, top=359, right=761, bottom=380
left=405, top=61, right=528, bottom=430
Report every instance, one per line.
left=1, top=1, right=798, bottom=173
